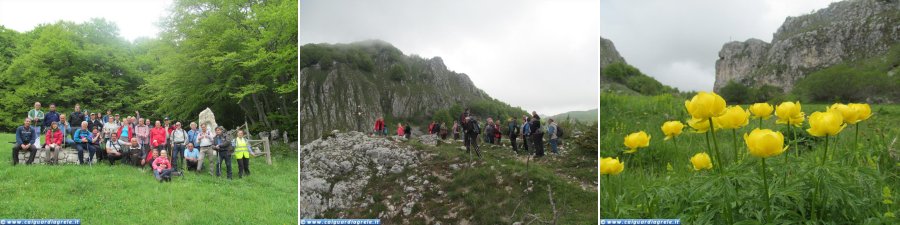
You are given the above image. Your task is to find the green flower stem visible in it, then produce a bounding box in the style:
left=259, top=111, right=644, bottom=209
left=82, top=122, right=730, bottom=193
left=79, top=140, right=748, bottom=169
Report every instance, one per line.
left=732, top=129, right=739, bottom=163
left=759, top=117, right=763, bottom=129
left=761, top=157, right=771, bottom=223
left=705, top=131, right=715, bottom=170
left=855, top=123, right=860, bottom=165
left=823, top=135, right=829, bottom=165
left=709, top=119, right=724, bottom=169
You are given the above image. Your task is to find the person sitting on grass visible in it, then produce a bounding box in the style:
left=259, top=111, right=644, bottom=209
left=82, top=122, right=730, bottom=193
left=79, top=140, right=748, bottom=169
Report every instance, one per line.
left=13, top=118, right=38, bottom=165
left=152, top=150, right=174, bottom=182
left=127, top=138, right=143, bottom=167
left=105, top=137, right=124, bottom=165
left=184, top=142, right=199, bottom=171
left=44, top=121, right=63, bottom=165
left=142, top=148, right=157, bottom=171
left=73, top=121, right=96, bottom=165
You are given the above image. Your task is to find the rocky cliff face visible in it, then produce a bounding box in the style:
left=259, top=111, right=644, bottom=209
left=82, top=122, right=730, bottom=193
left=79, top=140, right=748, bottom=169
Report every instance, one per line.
left=600, top=36, right=626, bottom=80
left=300, top=40, right=494, bottom=144
left=715, top=0, right=900, bottom=92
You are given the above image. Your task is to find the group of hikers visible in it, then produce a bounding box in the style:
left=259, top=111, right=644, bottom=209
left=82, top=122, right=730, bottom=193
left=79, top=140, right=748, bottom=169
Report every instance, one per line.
left=371, top=108, right=563, bottom=158
left=13, top=102, right=258, bottom=181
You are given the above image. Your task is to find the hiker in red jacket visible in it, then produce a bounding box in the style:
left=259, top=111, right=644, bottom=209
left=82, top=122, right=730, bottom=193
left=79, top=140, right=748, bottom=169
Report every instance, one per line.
left=397, top=123, right=405, bottom=136
left=428, top=121, right=435, bottom=134
left=373, top=117, right=385, bottom=136
left=44, top=122, right=64, bottom=164
left=150, top=121, right=167, bottom=153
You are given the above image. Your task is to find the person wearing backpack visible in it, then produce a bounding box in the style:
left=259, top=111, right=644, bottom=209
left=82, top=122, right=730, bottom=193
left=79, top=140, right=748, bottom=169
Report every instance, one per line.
left=452, top=120, right=460, bottom=140
left=521, top=116, right=530, bottom=153
left=373, top=117, right=385, bottom=137
left=494, top=121, right=501, bottom=145
left=507, top=118, right=519, bottom=153
left=404, top=124, right=411, bottom=139
left=530, top=112, right=544, bottom=157
left=484, top=118, right=494, bottom=144
left=547, top=118, right=559, bottom=155
left=463, top=116, right=481, bottom=157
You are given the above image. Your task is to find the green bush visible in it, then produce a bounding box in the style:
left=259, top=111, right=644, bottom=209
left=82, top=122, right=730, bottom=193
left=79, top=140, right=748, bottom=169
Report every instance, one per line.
left=719, top=81, right=752, bottom=104
left=603, top=62, right=642, bottom=83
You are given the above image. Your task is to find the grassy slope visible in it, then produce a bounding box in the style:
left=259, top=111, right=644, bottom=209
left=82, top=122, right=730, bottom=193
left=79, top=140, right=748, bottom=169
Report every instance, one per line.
left=332, top=139, right=597, bottom=224
left=600, top=93, right=900, bottom=224
left=0, top=133, right=298, bottom=224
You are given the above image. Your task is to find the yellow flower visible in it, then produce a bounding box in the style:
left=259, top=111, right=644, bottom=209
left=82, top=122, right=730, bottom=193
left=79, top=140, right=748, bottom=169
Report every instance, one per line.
left=828, top=103, right=860, bottom=125
left=849, top=103, right=872, bottom=123
left=744, top=128, right=788, bottom=158
left=749, top=103, right=774, bottom=119
left=775, top=101, right=805, bottom=126
left=661, top=121, right=684, bottom=140
left=624, top=131, right=651, bottom=153
left=714, top=105, right=750, bottom=129
left=690, top=152, right=713, bottom=171
left=685, top=92, right=727, bottom=119
left=687, top=117, right=718, bottom=133
left=600, top=157, right=625, bottom=175
left=807, top=111, right=846, bottom=137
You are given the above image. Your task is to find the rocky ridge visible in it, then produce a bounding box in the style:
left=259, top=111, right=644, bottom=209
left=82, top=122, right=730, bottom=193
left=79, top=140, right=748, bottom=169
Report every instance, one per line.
left=715, top=0, right=900, bottom=92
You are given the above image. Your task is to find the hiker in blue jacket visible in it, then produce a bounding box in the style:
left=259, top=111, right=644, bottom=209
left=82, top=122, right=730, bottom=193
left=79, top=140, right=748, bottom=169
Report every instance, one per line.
left=73, top=121, right=97, bottom=165
left=12, top=118, right=38, bottom=165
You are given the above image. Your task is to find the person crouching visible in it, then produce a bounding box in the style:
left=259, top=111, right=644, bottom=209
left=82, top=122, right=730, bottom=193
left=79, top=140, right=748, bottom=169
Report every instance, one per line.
left=153, top=150, right=174, bottom=182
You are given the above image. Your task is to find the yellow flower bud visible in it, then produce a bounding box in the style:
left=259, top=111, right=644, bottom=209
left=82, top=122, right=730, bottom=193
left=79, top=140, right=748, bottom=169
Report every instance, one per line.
left=714, top=105, right=750, bottom=129
left=749, top=103, right=774, bottom=119
left=623, top=131, right=651, bottom=153
left=744, top=128, right=788, bottom=158
left=685, top=92, right=727, bottom=119
left=775, top=101, right=805, bottom=126
left=661, top=121, right=684, bottom=140
left=690, top=152, right=713, bottom=171
left=600, top=157, right=625, bottom=175
left=807, top=111, right=846, bottom=137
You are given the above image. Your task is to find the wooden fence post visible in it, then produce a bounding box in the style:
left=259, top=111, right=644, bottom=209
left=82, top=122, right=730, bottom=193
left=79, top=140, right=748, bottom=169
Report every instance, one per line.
left=264, top=136, right=272, bottom=165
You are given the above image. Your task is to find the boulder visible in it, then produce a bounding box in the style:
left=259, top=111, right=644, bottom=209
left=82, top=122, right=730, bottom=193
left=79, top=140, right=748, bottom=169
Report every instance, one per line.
left=198, top=108, right=218, bottom=131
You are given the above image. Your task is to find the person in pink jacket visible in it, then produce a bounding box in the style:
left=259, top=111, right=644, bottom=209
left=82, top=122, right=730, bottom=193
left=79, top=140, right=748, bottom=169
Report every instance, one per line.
left=153, top=150, right=174, bottom=182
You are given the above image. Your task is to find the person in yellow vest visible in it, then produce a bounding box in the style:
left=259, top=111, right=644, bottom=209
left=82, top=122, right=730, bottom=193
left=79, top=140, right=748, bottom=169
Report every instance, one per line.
left=232, top=130, right=255, bottom=178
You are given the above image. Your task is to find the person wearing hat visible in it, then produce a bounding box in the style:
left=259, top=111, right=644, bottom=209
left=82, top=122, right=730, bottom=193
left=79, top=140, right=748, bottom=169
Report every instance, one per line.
left=27, top=102, right=44, bottom=146
left=88, top=113, right=103, bottom=134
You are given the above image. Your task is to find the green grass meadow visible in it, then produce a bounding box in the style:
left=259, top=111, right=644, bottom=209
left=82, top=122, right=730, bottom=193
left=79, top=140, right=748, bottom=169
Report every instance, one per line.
left=0, top=133, right=298, bottom=224
left=600, top=93, right=900, bottom=224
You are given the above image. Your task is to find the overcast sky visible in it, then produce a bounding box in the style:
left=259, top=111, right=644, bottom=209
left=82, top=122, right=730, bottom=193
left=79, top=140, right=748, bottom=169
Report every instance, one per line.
left=0, top=0, right=173, bottom=41
left=600, top=0, right=840, bottom=91
left=301, top=0, right=600, bottom=116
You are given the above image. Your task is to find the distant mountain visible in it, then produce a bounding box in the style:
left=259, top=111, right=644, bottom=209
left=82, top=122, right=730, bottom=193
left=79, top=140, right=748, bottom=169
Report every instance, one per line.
left=300, top=40, right=526, bottom=143
left=600, top=36, right=677, bottom=95
left=715, top=0, right=900, bottom=102
left=550, top=108, right=598, bottom=123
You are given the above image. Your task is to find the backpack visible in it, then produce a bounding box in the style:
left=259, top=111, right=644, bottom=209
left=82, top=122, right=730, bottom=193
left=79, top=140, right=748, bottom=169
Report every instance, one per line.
left=556, top=125, right=564, bottom=138
left=472, top=121, right=481, bottom=134
left=508, top=123, right=519, bottom=136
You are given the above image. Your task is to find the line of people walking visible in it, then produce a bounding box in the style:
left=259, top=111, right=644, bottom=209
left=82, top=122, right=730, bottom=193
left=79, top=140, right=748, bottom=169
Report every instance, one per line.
left=13, top=102, right=258, bottom=182
left=368, top=108, right=563, bottom=158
